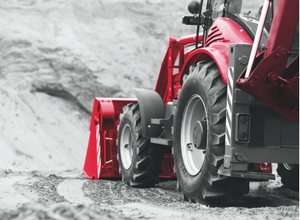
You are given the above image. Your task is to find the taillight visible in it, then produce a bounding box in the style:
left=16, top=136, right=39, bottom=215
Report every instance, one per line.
left=254, top=163, right=272, bottom=173
left=236, top=114, right=250, bottom=143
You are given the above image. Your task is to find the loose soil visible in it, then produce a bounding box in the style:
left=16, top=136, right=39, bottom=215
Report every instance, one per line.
left=0, top=169, right=298, bottom=220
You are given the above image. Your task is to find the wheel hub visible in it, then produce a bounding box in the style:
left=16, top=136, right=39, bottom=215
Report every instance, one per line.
left=181, top=94, right=207, bottom=176
left=120, top=124, right=133, bottom=170
left=193, top=120, right=207, bottom=150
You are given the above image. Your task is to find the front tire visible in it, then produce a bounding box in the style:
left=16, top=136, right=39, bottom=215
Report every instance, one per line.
left=174, top=60, right=249, bottom=206
left=118, top=103, right=163, bottom=187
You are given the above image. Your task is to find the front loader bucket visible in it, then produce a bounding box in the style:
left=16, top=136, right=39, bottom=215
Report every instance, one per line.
left=83, top=98, right=137, bottom=179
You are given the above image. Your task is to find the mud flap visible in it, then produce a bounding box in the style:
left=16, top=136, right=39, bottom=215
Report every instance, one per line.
left=133, top=88, right=165, bottom=138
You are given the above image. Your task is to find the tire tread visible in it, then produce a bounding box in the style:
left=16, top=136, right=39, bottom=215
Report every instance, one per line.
left=174, top=60, right=249, bottom=206
left=118, top=103, right=164, bottom=187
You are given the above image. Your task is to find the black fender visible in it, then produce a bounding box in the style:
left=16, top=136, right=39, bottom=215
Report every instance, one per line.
left=133, top=88, right=165, bottom=138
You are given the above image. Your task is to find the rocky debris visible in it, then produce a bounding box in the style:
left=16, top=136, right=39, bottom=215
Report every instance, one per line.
left=0, top=202, right=133, bottom=220
left=82, top=178, right=299, bottom=219
left=0, top=170, right=298, bottom=220
left=29, top=172, right=67, bottom=204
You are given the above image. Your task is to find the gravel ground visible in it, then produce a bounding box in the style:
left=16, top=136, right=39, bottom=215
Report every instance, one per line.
left=0, top=169, right=298, bottom=220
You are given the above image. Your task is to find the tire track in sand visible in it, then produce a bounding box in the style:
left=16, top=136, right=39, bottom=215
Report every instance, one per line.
left=57, top=179, right=93, bottom=205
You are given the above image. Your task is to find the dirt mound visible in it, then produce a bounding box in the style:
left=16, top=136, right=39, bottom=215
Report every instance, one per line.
left=0, top=0, right=193, bottom=171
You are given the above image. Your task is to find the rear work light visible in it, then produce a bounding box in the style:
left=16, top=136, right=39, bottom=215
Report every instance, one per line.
left=236, top=113, right=250, bottom=143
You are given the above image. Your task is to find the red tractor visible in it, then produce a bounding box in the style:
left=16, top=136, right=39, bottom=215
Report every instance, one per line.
left=83, top=0, right=299, bottom=205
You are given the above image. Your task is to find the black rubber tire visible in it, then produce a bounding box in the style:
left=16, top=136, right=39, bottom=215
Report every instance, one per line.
left=117, top=103, right=163, bottom=187
left=277, top=164, right=299, bottom=191
left=174, top=60, right=249, bottom=206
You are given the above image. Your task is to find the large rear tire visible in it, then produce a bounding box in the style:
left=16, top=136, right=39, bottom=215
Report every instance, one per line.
left=277, top=164, right=299, bottom=191
left=174, top=60, right=249, bottom=206
left=117, top=103, right=163, bottom=187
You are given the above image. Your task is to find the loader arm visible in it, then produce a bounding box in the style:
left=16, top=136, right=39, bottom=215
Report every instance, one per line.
left=237, top=0, right=299, bottom=122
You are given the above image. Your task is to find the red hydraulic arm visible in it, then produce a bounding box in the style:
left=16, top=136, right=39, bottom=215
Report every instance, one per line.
left=237, top=0, right=299, bottom=122
left=154, top=35, right=202, bottom=104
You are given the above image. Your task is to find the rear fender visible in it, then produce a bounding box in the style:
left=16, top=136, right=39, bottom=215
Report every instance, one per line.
left=180, top=17, right=254, bottom=85
left=133, top=88, right=165, bottom=138
left=181, top=45, right=230, bottom=85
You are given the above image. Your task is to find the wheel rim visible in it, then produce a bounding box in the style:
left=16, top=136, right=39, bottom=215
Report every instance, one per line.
left=283, top=163, right=295, bottom=171
left=120, top=124, right=133, bottom=169
left=181, top=94, right=207, bottom=176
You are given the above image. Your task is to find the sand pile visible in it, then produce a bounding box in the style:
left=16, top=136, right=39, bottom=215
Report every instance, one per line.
left=0, top=0, right=193, bottom=171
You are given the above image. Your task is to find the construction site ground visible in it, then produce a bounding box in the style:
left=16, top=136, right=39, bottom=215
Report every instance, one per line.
left=0, top=0, right=298, bottom=219
left=0, top=168, right=298, bottom=219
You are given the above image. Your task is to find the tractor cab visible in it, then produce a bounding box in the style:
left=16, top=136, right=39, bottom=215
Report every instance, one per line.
left=183, top=0, right=270, bottom=50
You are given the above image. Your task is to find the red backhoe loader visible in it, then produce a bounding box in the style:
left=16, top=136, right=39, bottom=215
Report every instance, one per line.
left=83, top=0, right=299, bottom=205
